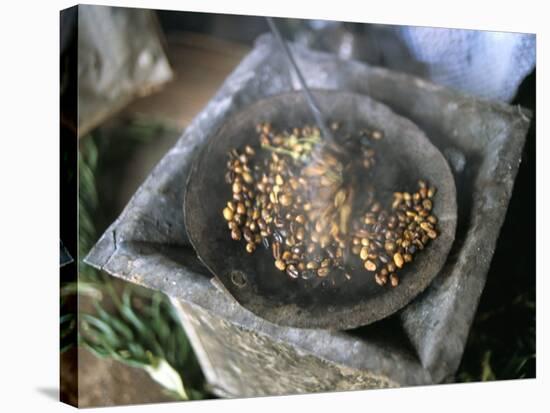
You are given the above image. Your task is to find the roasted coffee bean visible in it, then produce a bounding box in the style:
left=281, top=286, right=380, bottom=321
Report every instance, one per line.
left=242, top=228, right=253, bottom=243
left=306, top=261, right=319, bottom=270
left=385, top=241, right=396, bottom=253
left=222, top=207, right=234, bottom=221
left=364, top=260, right=377, bottom=272
left=275, top=259, right=286, bottom=271
left=422, top=199, right=432, bottom=211
left=236, top=202, right=246, bottom=215
left=231, top=227, right=242, bottom=241
left=375, top=272, right=388, bottom=286
left=420, top=222, right=433, bottom=232
left=419, top=187, right=428, bottom=199
left=393, top=252, right=404, bottom=268
left=321, top=258, right=331, bottom=268
left=273, top=230, right=283, bottom=244
left=242, top=172, right=253, bottom=184
left=279, top=193, right=292, bottom=206
left=427, top=229, right=438, bottom=239
left=295, top=214, right=306, bottom=224
left=272, top=242, right=281, bottom=259
left=232, top=182, right=242, bottom=194
left=235, top=214, right=245, bottom=226
left=257, top=219, right=267, bottom=231
left=286, top=265, right=299, bottom=279
left=285, top=236, right=296, bottom=247
left=413, top=239, right=424, bottom=250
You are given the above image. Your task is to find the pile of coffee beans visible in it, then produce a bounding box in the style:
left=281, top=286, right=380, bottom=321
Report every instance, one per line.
left=222, top=122, right=439, bottom=287
left=350, top=181, right=438, bottom=287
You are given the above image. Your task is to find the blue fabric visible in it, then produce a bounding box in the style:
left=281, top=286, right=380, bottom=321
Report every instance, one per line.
left=398, top=27, right=535, bottom=102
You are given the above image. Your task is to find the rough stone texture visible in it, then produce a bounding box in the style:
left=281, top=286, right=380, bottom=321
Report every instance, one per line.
left=85, top=34, right=531, bottom=394
left=171, top=299, right=398, bottom=398
left=60, top=240, right=73, bottom=267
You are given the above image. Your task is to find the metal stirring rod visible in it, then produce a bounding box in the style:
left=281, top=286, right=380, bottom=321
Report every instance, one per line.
left=266, top=17, right=336, bottom=145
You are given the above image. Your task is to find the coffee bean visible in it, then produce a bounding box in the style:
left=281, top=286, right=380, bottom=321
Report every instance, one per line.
left=393, top=253, right=404, bottom=268
left=275, top=259, right=286, bottom=271
left=286, top=265, right=299, bottom=279
left=223, top=207, right=234, bottom=221
left=231, top=227, right=242, bottom=241
left=364, top=260, right=377, bottom=272
left=375, top=272, right=388, bottom=286
left=243, top=228, right=253, bottom=243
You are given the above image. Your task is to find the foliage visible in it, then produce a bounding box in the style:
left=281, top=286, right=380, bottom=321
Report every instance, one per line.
left=80, top=286, right=206, bottom=400
left=457, top=291, right=535, bottom=382
left=60, top=118, right=208, bottom=400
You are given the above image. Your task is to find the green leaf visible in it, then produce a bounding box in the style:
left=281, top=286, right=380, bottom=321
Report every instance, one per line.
left=94, top=302, right=134, bottom=342
left=481, top=351, right=496, bottom=381
left=81, top=314, right=121, bottom=349
left=120, top=290, right=165, bottom=358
